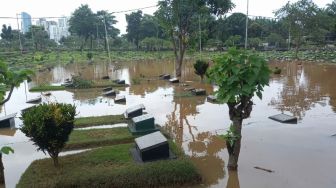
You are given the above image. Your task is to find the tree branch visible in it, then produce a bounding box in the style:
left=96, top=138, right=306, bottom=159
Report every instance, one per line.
left=0, top=84, right=14, bottom=105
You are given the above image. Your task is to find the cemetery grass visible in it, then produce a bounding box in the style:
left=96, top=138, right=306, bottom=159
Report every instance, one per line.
left=74, top=114, right=128, bottom=128
left=65, top=127, right=134, bottom=150
left=18, top=142, right=202, bottom=188
left=29, top=82, right=128, bottom=92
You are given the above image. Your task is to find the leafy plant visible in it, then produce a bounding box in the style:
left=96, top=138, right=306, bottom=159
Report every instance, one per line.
left=70, top=75, right=93, bottom=88
left=0, top=60, right=34, bottom=105
left=86, top=52, right=93, bottom=60
left=193, top=59, right=209, bottom=81
left=20, top=103, right=76, bottom=167
left=207, top=48, right=270, bottom=170
left=223, top=124, right=240, bottom=147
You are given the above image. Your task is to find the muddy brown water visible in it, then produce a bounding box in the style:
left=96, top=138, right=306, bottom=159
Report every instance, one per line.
left=1, top=60, right=336, bottom=188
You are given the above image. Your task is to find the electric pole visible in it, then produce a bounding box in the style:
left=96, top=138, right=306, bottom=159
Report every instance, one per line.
left=16, top=13, right=23, bottom=54
left=245, top=0, right=249, bottom=49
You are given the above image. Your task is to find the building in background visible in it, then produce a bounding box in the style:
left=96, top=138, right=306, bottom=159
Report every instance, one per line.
left=21, top=12, right=32, bottom=34
left=35, top=17, right=70, bottom=43
left=58, top=16, right=70, bottom=40
left=36, top=18, right=48, bottom=31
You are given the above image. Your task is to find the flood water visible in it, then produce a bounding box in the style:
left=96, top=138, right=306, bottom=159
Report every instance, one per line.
left=1, top=59, right=336, bottom=188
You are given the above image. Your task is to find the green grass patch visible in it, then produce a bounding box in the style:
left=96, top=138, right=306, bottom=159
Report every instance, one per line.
left=29, top=85, right=65, bottom=92
left=18, top=143, right=202, bottom=188
left=65, top=127, right=134, bottom=150
left=29, top=82, right=128, bottom=92
left=74, top=114, right=127, bottom=128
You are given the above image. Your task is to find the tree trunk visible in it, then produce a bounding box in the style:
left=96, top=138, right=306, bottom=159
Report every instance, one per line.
left=52, top=156, right=59, bottom=167
left=295, top=36, right=301, bottom=59
left=0, top=154, right=5, bottom=186
left=227, top=118, right=242, bottom=171
left=175, top=35, right=185, bottom=77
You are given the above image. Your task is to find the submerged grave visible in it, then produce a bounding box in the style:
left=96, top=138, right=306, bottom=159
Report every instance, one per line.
left=103, top=90, right=117, bottom=97
left=114, top=95, right=126, bottom=103
left=192, top=89, right=206, bottom=96
left=269, top=114, right=298, bottom=124
left=169, top=78, right=179, bottom=83
left=26, top=96, right=42, bottom=104
left=128, top=114, right=160, bottom=135
left=125, top=104, right=146, bottom=118
left=130, top=131, right=176, bottom=163
left=0, top=113, right=17, bottom=128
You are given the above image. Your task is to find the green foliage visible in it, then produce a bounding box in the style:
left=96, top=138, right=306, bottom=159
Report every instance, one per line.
left=225, top=35, right=241, bottom=47
left=0, top=146, right=14, bottom=155
left=0, top=60, right=34, bottom=105
left=86, top=52, right=93, bottom=60
left=20, top=103, right=76, bottom=166
left=1, top=24, right=13, bottom=41
left=223, top=124, right=241, bottom=147
left=207, top=48, right=271, bottom=103
left=193, top=59, right=209, bottom=80
left=126, top=10, right=143, bottom=48
left=70, top=75, right=93, bottom=88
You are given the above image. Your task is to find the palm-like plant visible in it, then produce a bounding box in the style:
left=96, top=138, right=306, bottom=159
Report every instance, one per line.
left=193, top=59, right=209, bottom=82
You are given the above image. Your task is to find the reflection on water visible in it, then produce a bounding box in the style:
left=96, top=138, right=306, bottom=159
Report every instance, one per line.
left=269, top=62, right=336, bottom=119
left=1, top=60, right=336, bottom=188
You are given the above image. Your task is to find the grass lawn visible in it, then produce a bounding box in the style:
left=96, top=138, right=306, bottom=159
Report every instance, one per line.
left=18, top=143, right=202, bottom=188
left=29, top=82, right=128, bottom=92
left=74, top=114, right=128, bottom=128
left=65, top=127, right=134, bottom=150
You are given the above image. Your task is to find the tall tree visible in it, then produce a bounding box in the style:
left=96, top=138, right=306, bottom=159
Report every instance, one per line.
left=96, top=10, right=120, bottom=51
left=155, top=0, right=234, bottom=77
left=25, top=25, right=49, bottom=50
left=275, top=0, right=319, bottom=58
left=126, top=10, right=143, bottom=49
left=69, top=4, right=96, bottom=51
left=1, top=25, right=13, bottom=41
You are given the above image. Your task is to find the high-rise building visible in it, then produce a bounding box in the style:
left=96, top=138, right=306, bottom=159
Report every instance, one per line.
left=36, top=18, right=48, bottom=31
left=21, top=12, right=32, bottom=34
left=58, top=16, right=70, bottom=39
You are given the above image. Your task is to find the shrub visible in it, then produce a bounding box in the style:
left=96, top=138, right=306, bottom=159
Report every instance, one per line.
left=20, top=103, right=76, bottom=167
left=193, top=59, right=209, bottom=81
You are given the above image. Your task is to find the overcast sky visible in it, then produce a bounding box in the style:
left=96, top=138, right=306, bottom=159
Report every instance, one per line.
left=0, top=0, right=333, bottom=34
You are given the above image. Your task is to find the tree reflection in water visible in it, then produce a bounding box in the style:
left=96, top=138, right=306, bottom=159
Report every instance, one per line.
left=269, top=62, right=336, bottom=119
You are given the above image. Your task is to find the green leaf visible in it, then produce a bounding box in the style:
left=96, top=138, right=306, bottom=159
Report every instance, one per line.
left=0, top=146, right=14, bottom=155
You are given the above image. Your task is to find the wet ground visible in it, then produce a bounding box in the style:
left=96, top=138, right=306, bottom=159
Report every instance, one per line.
left=1, top=59, right=336, bottom=188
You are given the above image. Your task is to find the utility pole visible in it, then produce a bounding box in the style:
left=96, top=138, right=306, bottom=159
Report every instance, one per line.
left=288, top=26, right=291, bottom=50
left=103, top=17, right=111, bottom=63
left=245, top=0, right=249, bottom=49
left=96, top=24, right=99, bottom=49
left=16, top=13, right=23, bottom=54
left=199, top=15, right=202, bottom=56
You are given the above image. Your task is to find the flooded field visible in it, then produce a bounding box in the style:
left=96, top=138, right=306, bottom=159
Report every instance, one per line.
left=1, top=60, right=336, bottom=188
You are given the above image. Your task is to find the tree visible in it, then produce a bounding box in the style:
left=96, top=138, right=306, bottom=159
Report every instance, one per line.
left=1, top=25, right=13, bottom=41
left=0, top=146, right=14, bottom=186
left=193, top=59, right=209, bottom=81
left=275, top=0, right=319, bottom=58
left=0, top=61, right=31, bottom=186
left=0, top=61, right=33, bottom=105
left=155, top=0, right=234, bottom=77
left=69, top=4, right=96, bottom=51
left=126, top=10, right=143, bottom=49
left=20, top=103, right=76, bottom=167
left=96, top=10, right=120, bottom=51
left=225, top=35, right=241, bottom=47
left=207, top=48, right=270, bottom=170
left=24, top=25, right=49, bottom=50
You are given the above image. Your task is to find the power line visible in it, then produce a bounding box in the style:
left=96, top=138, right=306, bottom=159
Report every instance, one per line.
left=0, top=5, right=159, bottom=20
